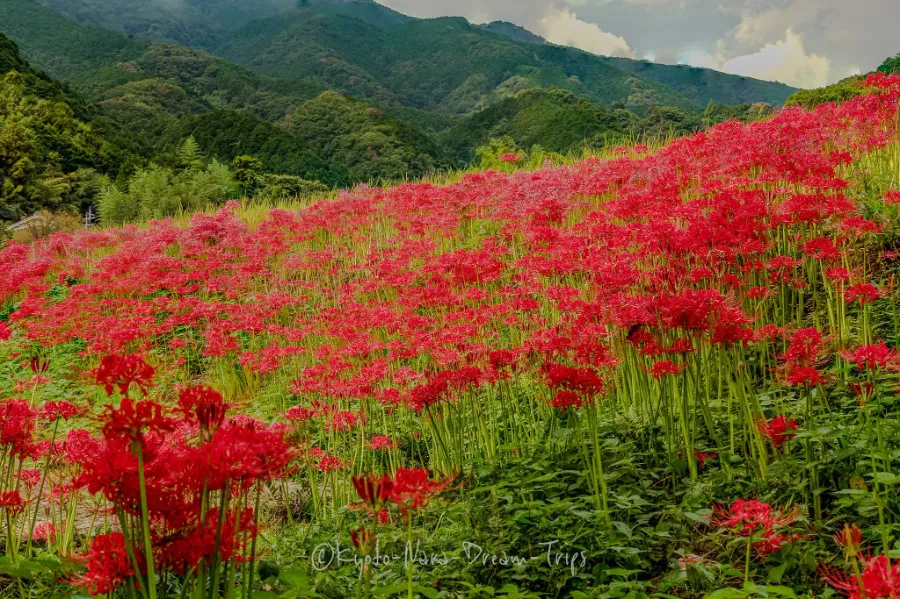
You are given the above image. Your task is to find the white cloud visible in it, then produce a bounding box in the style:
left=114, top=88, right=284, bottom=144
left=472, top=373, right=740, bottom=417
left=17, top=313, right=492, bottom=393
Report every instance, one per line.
left=720, top=29, right=830, bottom=88
left=537, top=8, right=635, bottom=57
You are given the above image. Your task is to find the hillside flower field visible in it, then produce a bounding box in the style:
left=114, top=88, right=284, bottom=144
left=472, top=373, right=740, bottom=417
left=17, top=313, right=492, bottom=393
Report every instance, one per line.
left=1, top=74, right=900, bottom=598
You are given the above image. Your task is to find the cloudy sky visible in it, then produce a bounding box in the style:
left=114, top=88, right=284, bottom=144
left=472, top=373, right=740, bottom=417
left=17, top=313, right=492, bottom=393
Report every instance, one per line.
left=377, top=0, right=899, bottom=89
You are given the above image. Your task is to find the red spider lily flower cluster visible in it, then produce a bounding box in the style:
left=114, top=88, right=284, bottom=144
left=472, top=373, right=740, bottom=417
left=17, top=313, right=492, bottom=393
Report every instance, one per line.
left=349, top=468, right=452, bottom=565
left=780, top=327, right=829, bottom=387
left=92, top=354, right=156, bottom=397
left=818, top=523, right=900, bottom=598
left=841, top=343, right=899, bottom=371
left=822, top=554, right=900, bottom=599
left=645, top=359, right=686, bottom=379
left=694, top=451, right=717, bottom=469
left=712, top=499, right=801, bottom=556
left=69, top=533, right=137, bottom=596
left=758, top=415, right=799, bottom=448
left=66, top=360, right=296, bottom=595
left=353, top=467, right=452, bottom=517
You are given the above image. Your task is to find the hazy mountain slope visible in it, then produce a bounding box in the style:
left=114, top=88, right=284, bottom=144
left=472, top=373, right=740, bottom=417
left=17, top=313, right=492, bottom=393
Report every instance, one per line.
left=479, top=19, right=796, bottom=106
left=30, top=0, right=297, bottom=47
left=0, top=0, right=146, bottom=81
left=217, top=11, right=700, bottom=114
left=600, top=57, right=795, bottom=107
left=479, top=21, right=547, bottom=45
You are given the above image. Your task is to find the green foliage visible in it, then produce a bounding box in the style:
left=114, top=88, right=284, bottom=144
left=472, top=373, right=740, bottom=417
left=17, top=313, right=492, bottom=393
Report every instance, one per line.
left=0, top=70, right=113, bottom=221
left=878, top=54, right=900, bottom=75
left=98, top=137, right=234, bottom=224
left=288, top=91, right=450, bottom=184
left=168, top=109, right=338, bottom=185
left=441, top=88, right=634, bottom=162
left=702, top=101, right=775, bottom=125
left=0, top=0, right=147, bottom=82
left=232, top=154, right=264, bottom=196
left=785, top=75, right=869, bottom=108
left=256, top=173, right=329, bottom=200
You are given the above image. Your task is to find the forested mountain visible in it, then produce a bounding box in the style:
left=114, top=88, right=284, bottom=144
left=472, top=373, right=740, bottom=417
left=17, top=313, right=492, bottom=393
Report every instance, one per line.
left=213, top=6, right=794, bottom=114
left=19, top=0, right=795, bottom=114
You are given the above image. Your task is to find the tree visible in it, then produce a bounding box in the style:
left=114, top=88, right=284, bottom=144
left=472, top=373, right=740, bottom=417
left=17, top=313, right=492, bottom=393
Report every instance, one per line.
left=98, top=181, right=137, bottom=225
left=231, top=155, right=263, bottom=196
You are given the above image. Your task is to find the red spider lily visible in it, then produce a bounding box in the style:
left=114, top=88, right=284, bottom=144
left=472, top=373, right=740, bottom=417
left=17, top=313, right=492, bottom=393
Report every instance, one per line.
left=835, top=523, right=864, bottom=557
left=783, top=327, right=828, bottom=367
left=376, top=507, right=390, bottom=525
left=821, top=554, right=900, bottom=599
left=17, top=468, right=40, bottom=487
left=550, top=390, right=584, bottom=413
left=841, top=343, right=899, bottom=371
left=157, top=508, right=258, bottom=575
left=29, top=356, right=50, bottom=375
left=0, top=321, right=10, bottom=342
left=694, top=451, right=717, bottom=469
left=711, top=499, right=801, bottom=535
left=759, top=415, right=799, bottom=447
left=0, top=399, right=36, bottom=456
left=283, top=405, right=317, bottom=423
left=40, top=400, right=81, bottom=421
left=100, top=398, right=174, bottom=442
left=390, top=467, right=452, bottom=513
left=193, top=419, right=297, bottom=491
left=645, top=359, right=685, bottom=379
left=784, top=365, right=826, bottom=387
left=803, top=237, right=842, bottom=262
left=350, top=526, right=377, bottom=553
left=368, top=435, right=393, bottom=451
left=827, top=267, right=852, bottom=283
left=499, top=153, right=520, bottom=163
left=0, top=490, right=27, bottom=515
left=32, top=522, right=55, bottom=543
left=754, top=530, right=796, bottom=556
left=542, top=363, right=605, bottom=394
left=69, top=532, right=139, bottom=596
left=849, top=381, right=876, bottom=403
left=845, top=283, right=883, bottom=305
left=352, top=474, right=394, bottom=510
left=177, top=385, right=227, bottom=431
left=92, top=354, right=156, bottom=397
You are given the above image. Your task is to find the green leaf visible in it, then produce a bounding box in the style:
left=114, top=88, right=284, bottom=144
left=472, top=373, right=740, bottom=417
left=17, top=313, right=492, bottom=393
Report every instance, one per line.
left=703, top=588, right=749, bottom=599
left=413, top=585, right=439, bottom=598
left=763, top=586, right=797, bottom=598
left=767, top=563, right=788, bottom=583
left=613, top=521, right=633, bottom=538
left=373, top=583, right=410, bottom=597
left=278, top=567, right=309, bottom=589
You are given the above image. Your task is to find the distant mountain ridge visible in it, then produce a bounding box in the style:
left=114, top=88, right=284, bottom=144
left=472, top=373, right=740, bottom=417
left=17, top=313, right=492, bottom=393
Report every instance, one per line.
left=16, top=0, right=796, bottom=113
